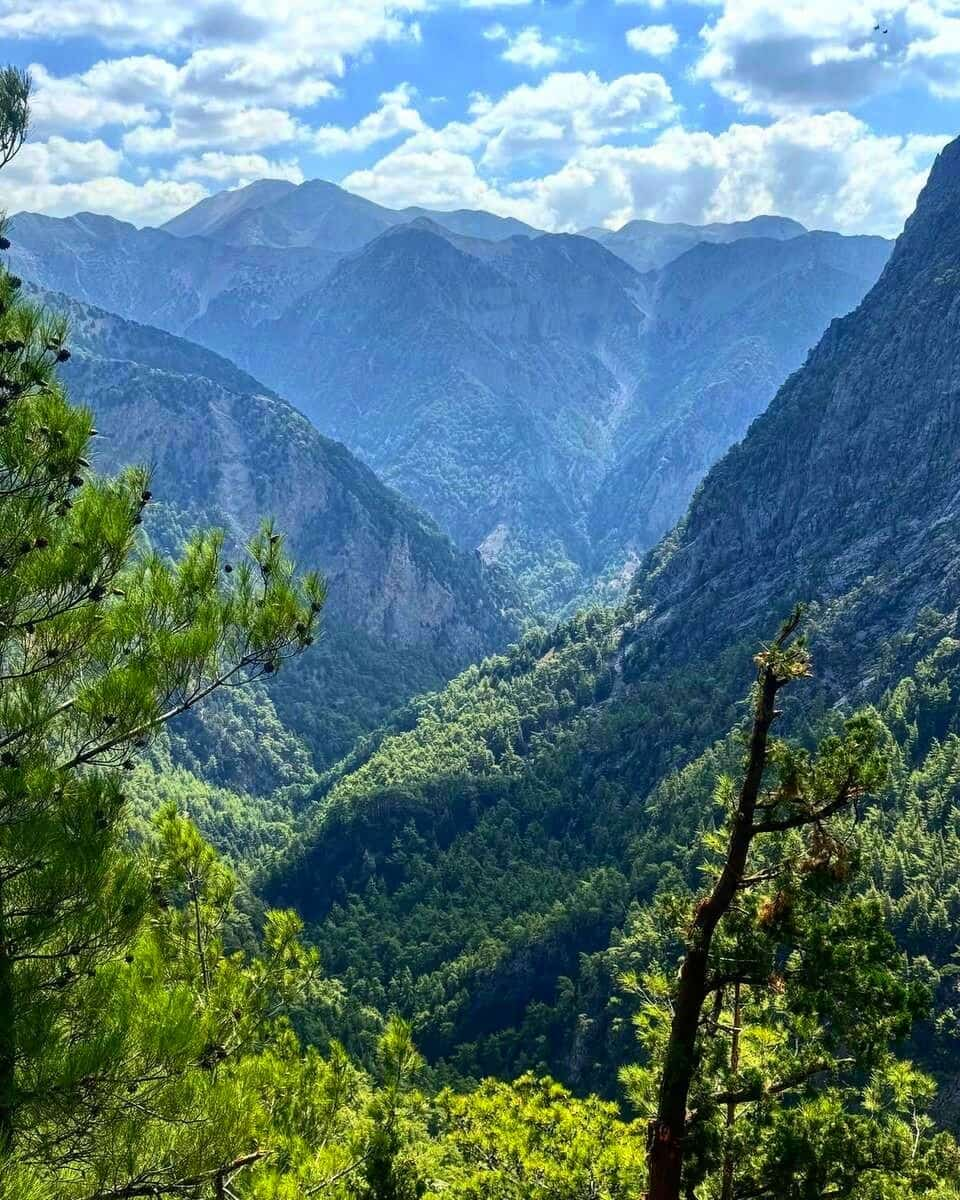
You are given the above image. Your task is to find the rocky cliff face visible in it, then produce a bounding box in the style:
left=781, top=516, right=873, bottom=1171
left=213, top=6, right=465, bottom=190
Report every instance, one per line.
left=11, top=187, right=890, bottom=613
left=629, top=136, right=960, bottom=667
left=39, top=287, right=517, bottom=781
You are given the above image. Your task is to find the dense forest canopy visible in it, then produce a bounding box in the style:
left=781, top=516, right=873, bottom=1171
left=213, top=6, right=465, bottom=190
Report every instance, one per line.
left=7, top=45, right=960, bottom=1200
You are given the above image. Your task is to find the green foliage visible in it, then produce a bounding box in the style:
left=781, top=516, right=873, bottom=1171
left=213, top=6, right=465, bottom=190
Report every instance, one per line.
left=428, top=1075, right=645, bottom=1200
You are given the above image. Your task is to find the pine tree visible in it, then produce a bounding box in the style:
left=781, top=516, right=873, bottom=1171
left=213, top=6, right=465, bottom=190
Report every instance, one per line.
left=0, top=67, right=324, bottom=1182
left=634, top=611, right=954, bottom=1199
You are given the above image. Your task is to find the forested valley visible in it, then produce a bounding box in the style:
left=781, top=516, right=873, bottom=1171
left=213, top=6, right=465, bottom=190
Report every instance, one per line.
left=6, top=53, right=960, bottom=1200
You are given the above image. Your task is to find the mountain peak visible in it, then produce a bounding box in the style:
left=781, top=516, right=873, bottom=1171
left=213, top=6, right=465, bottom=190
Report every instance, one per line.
left=160, top=177, right=298, bottom=238
left=921, top=133, right=960, bottom=194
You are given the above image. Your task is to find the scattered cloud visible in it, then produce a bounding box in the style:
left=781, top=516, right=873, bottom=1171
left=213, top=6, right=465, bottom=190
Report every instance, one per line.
left=170, top=152, right=304, bottom=183
left=484, top=24, right=582, bottom=69
left=1, top=135, right=206, bottom=223
left=694, top=0, right=960, bottom=114
left=346, top=104, right=947, bottom=238
left=470, top=70, right=677, bottom=169
left=511, top=115, right=949, bottom=236
left=625, top=25, right=679, bottom=58
left=313, top=83, right=424, bottom=155
left=0, top=0, right=951, bottom=237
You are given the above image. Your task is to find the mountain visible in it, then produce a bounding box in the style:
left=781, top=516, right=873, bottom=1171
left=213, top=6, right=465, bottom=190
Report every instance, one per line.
left=34, top=284, right=518, bottom=792
left=247, top=223, right=650, bottom=608
left=586, top=229, right=892, bottom=581
left=627, top=135, right=960, bottom=663
left=159, top=177, right=299, bottom=239
left=9, top=209, right=341, bottom=337
left=235, top=221, right=889, bottom=609
left=258, top=137, right=960, bottom=1087
left=582, top=213, right=807, bottom=273
left=10, top=190, right=890, bottom=611
left=160, top=177, right=541, bottom=250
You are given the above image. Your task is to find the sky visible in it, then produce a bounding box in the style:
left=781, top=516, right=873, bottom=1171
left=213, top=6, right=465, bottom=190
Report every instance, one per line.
left=1, top=0, right=959, bottom=236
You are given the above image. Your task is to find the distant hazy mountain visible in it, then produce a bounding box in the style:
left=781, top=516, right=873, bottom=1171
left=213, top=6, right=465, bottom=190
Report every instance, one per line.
left=258, top=134, right=960, bottom=1088
left=234, top=221, right=889, bottom=608
left=9, top=209, right=340, bottom=336
left=10, top=184, right=890, bottom=610
left=587, top=229, right=892, bottom=585
left=247, top=223, right=650, bottom=608
left=581, top=214, right=807, bottom=273
left=34, top=284, right=517, bottom=788
left=160, top=177, right=541, bottom=250
left=160, top=178, right=299, bottom=239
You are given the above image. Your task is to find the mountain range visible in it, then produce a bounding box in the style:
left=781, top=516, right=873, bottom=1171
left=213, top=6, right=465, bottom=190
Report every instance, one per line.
left=9, top=181, right=890, bottom=610
left=35, top=283, right=516, bottom=793
left=257, top=136, right=960, bottom=1088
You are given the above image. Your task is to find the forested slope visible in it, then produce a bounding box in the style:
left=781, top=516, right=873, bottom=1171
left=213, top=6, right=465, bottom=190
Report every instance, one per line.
left=260, top=136, right=960, bottom=1087
left=35, top=286, right=518, bottom=807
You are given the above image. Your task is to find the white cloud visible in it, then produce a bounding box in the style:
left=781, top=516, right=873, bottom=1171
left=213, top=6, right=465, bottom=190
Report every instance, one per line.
left=4, top=0, right=424, bottom=163
left=483, top=24, right=581, bottom=68
left=344, top=95, right=946, bottom=240
left=29, top=59, right=179, bottom=134
left=625, top=24, right=679, bottom=57
left=512, top=114, right=948, bottom=236
left=346, top=145, right=537, bottom=215
left=123, top=104, right=306, bottom=156
left=694, top=0, right=960, bottom=114
left=7, top=136, right=123, bottom=183
left=1, top=135, right=206, bottom=224
left=0, top=0, right=423, bottom=60
left=470, top=71, right=677, bottom=169
left=170, top=152, right=304, bottom=184
left=313, top=83, right=425, bottom=155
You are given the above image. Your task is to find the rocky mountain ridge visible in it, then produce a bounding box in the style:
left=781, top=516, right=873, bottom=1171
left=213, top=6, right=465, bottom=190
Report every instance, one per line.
left=36, top=284, right=518, bottom=786
left=10, top=184, right=891, bottom=611
left=256, top=133, right=960, bottom=1086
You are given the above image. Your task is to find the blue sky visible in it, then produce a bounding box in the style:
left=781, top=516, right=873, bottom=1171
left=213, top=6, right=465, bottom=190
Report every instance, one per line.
left=1, top=0, right=958, bottom=235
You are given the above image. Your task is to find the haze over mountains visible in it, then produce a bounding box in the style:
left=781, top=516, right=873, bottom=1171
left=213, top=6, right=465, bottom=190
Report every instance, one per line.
left=10, top=178, right=891, bottom=610
left=261, top=136, right=960, bottom=1088
left=37, top=283, right=516, bottom=790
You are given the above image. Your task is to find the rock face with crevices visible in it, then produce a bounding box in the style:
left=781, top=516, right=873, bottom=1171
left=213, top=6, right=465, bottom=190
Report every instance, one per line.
left=38, top=286, right=518, bottom=783
left=11, top=187, right=890, bottom=612
left=631, top=136, right=960, bottom=664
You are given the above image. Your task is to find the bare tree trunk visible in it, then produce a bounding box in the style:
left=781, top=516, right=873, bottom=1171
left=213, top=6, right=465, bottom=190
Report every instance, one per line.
left=646, top=658, right=781, bottom=1200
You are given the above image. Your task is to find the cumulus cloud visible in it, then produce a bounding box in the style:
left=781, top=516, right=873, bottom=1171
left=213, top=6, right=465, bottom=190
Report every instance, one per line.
left=694, top=0, right=960, bottom=114
left=346, top=145, right=536, bottom=214
left=5, top=0, right=423, bottom=162
left=469, top=70, right=677, bottom=169
left=123, top=104, right=306, bottom=156
left=29, top=59, right=179, bottom=134
left=513, top=115, right=948, bottom=236
left=625, top=25, right=679, bottom=57
left=484, top=24, right=582, bottom=68
left=170, top=152, right=304, bottom=183
left=0, top=0, right=421, bottom=61
left=313, top=83, right=425, bottom=155
left=345, top=99, right=946, bottom=238
left=1, top=135, right=206, bottom=224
